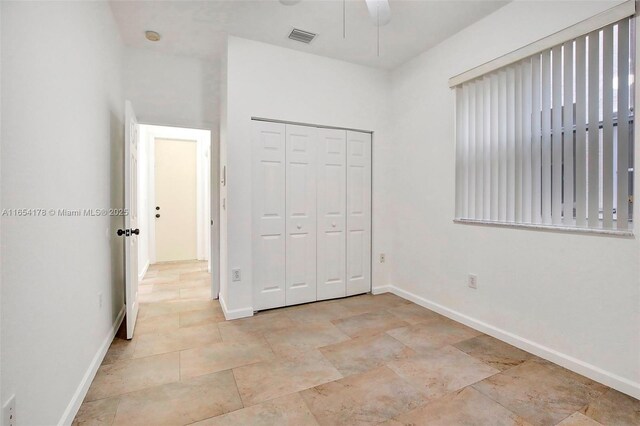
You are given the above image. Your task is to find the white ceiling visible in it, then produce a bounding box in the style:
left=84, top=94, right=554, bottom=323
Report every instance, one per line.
left=110, top=0, right=509, bottom=70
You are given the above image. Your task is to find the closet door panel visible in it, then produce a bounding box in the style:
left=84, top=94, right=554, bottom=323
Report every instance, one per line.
left=252, top=121, right=286, bottom=310
left=317, top=129, right=347, bottom=300
left=285, top=124, right=317, bottom=305
left=346, top=131, right=371, bottom=296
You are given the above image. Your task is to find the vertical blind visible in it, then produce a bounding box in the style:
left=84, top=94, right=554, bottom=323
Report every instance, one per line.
left=454, top=17, right=635, bottom=231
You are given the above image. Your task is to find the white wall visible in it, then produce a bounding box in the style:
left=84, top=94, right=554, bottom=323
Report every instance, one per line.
left=1, top=2, right=125, bottom=424
left=123, top=47, right=218, bottom=131
left=221, top=36, right=393, bottom=316
left=388, top=0, right=640, bottom=397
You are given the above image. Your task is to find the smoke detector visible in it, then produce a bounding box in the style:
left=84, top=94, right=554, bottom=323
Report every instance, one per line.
left=288, top=28, right=316, bottom=44
left=145, top=31, right=161, bottom=42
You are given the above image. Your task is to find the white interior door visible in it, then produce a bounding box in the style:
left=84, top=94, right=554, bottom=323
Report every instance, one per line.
left=124, top=101, right=140, bottom=339
left=252, top=121, right=287, bottom=310
left=316, top=128, right=347, bottom=300
left=285, top=124, right=317, bottom=305
left=346, top=130, right=372, bottom=296
left=155, top=138, right=198, bottom=262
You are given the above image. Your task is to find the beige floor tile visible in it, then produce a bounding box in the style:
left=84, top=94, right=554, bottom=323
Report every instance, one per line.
left=86, top=352, right=179, bottom=401
left=473, top=359, right=608, bottom=426
left=79, top=261, right=618, bottom=426
left=155, top=267, right=191, bottom=276
left=133, top=312, right=180, bottom=336
left=386, top=303, right=445, bottom=325
left=102, top=337, right=137, bottom=365
left=581, top=388, right=640, bottom=426
left=265, top=321, right=350, bottom=357
left=218, top=311, right=295, bottom=339
left=179, top=307, right=225, bottom=328
left=392, top=386, right=530, bottom=426
left=177, top=278, right=211, bottom=289
left=335, top=293, right=409, bottom=315
left=320, top=333, right=415, bottom=376
left=180, top=339, right=276, bottom=379
left=138, top=299, right=217, bottom=319
left=300, top=366, right=428, bottom=425
left=217, top=326, right=264, bottom=344
left=72, top=397, right=120, bottom=426
left=147, top=279, right=208, bottom=293
left=453, top=334, right=534, bottom=371
left=191, top=392, right=319, bottom=426
left=138, top=284, right=153, bottom=295
left=233, top=348, right=342, bottom=406
left=112, top=370, right=242, bottom=426
left=557, top=412, right=603, bottom=426
left=151, top=260, right=201, bottom=270
left=388, top=346, right=499, bottom=400
left=180, top=270, right=212, bottom=281
left=285, top=300, right=356, bottom=324
left=143, top=269, right=159, bottom=278
left=140, top=274, right=180, bottom=286
left=132, top=323, right=222, bottom=358
left=139, top=289, right=181, bottom=304
left=180, top=287, right=212, bottom=300
left=377, top=293, right=413, bottom=305
left=386, top=318, right=481, bottom=352
left=167, top=264, right=209, bottom=274
left=332, top=311, right=409, bottom=338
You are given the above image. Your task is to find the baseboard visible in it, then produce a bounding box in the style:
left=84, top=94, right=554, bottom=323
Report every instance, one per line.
left=58, top=305, right=126, bottom=426
left=219, top=294, right=253, bottom=320
left=386, top=285, right=640, bottom=400
left=138, top=261, right=149, bottom=281
left=372, top=285, right=392, bottom=295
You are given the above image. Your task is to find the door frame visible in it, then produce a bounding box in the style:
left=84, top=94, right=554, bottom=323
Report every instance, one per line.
left=141, top=123, right=212, bottom=274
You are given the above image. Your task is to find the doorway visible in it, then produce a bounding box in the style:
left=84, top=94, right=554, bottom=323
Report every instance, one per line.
left=137, top=124, right=217, bottom=298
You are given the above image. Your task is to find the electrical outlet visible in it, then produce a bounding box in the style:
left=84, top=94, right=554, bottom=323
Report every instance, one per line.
left=379, top=253, right=386, bottom=263
left=98, top=292, right=103, bottom=308
left=231, top=269, right=241, bottom=282
left=4, top=395, right=16, bottom=426
left=468, top=274, right=478, bottom=289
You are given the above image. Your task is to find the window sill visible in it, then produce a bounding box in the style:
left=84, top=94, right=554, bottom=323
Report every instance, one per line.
left=453, top=218, right=634, bottom=237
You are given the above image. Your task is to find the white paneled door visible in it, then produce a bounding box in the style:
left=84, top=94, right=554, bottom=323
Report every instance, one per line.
left=317, top=128, right=347, bottom=301
left=124, top=101, right=140, bottom=339
left=346, top=131, right=372, bottom=296
left=285, top=125, right=318, bottom=305
left=155, top=138, right=198, bottom=262
left=252, top=121, right=287, bottom=310
left=252, top=121, right=371, bottom=311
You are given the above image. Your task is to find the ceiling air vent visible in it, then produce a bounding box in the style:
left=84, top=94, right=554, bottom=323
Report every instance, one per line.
left=288, top=28, right=316, bottom=44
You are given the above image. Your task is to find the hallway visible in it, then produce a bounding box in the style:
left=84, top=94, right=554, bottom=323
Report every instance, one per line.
left=73, top=262, right=638, bottom=425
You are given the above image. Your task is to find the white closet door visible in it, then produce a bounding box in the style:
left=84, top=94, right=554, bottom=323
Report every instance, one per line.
left=316, top=128, right=347, bottom=300
left=285, top=124, right=317, bottom=305
left=346, top=131, right=372, bottom=296
left=252, top=121, right=286, bottom=310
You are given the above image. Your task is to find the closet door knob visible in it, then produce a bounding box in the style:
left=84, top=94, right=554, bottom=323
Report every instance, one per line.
left=332, top=222, right=336, bottom=227
left=297, top=224, right=302, bottom=230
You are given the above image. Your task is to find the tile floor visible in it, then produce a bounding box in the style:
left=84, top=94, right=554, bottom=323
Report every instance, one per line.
left=74, top=260, right=639, bottom=425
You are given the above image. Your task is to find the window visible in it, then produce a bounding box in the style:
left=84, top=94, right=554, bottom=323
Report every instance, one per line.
left=453, top=16, right=635, bottom=232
